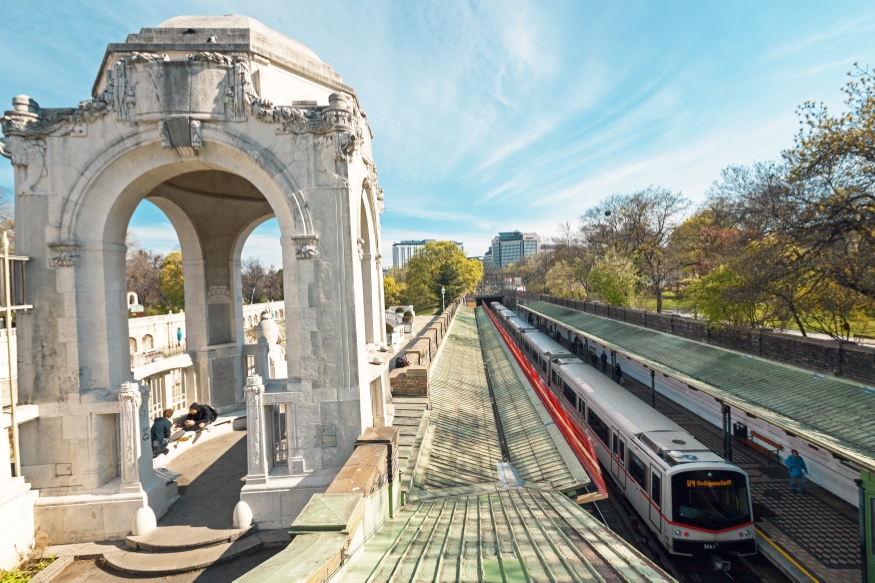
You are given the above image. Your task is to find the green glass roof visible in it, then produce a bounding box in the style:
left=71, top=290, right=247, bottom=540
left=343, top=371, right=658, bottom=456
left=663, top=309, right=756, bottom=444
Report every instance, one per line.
left=523, top=301, right=875, bottom=472
left=340, top=487, right=673, bottom=582
left=476, top=307, right=589, bottom=491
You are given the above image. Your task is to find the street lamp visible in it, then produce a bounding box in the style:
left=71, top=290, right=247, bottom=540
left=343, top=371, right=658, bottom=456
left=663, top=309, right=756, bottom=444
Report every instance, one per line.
left=441, top=286, right=446, bottom=312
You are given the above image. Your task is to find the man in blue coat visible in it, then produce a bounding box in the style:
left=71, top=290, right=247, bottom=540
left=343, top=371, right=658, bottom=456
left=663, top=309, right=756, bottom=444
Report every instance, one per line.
left=784, top=449, right=808, bottom=494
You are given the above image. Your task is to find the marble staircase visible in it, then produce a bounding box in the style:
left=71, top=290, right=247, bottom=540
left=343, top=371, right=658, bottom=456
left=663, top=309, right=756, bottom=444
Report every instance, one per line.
left=102, top=527, right=288, bottom=576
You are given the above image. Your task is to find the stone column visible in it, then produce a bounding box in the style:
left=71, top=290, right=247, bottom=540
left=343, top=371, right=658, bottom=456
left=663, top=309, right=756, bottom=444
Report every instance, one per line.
left=244, top=374, right=268, bottom=485
left=119, top=381, right=144, bottom=493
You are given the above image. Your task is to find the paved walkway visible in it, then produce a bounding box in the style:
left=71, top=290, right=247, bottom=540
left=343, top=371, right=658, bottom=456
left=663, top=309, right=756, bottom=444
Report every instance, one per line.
left=528, top=315, right=862, bottom=583
left=53, top=429, right=284, bottom=582
left=159, top=430, right=247, bottom=529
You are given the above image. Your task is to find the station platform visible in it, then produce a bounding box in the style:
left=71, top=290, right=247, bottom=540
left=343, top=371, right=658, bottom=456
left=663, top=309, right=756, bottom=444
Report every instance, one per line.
left=522, top=307, right=863, bottom=583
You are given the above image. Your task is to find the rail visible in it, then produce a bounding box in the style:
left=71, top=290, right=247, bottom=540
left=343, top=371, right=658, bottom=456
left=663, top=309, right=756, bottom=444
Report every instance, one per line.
left=482, top=304, right=608, bottom=498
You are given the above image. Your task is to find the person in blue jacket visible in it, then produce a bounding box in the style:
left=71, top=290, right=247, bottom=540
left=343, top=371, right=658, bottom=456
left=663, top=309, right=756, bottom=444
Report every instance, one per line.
left=784, top=449, right=809, bottom=494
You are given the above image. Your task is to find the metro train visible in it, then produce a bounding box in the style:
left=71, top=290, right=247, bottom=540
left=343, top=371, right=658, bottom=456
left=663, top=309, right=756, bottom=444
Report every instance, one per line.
left=489, top=302, right=757, bottom=556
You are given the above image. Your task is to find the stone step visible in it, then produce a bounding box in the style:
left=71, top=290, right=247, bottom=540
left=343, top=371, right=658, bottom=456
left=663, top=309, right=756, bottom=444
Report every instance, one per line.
left=126, top=524, right=255, bottom=552
left=104, top=534, right=262, bottom=576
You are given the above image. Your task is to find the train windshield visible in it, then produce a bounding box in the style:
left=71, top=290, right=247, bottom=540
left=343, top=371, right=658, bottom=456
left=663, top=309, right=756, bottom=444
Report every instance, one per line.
left=671, top=470, right=751, bottom=530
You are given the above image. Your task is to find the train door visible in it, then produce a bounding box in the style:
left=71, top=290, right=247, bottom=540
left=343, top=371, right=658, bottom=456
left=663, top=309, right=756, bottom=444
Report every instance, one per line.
left=649, top=466, right=663, bottom=531
left=610, top=429, right=626, bottom=490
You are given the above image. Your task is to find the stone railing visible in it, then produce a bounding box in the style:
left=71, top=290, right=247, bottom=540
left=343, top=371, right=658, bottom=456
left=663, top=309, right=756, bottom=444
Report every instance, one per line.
left=389, top=301, right=460, bottom=397
left=235, top=424, right=401, bottom=582
left=507, top=291, right=875, bottom=385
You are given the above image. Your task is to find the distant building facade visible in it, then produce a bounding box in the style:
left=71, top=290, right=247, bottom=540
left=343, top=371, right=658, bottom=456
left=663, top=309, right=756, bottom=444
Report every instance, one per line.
left=392, top=239, right=464, bottom=269
left=486, top=231, right=540, bottom=267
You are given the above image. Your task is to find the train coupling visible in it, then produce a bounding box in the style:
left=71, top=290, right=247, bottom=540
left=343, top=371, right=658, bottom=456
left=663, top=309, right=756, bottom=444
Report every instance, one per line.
left=709, top=553, right=733, bottom=578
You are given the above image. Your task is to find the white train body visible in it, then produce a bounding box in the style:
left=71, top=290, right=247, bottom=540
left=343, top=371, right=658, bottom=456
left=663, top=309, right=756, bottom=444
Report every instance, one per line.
left=488, top=303, right=757, bottom=556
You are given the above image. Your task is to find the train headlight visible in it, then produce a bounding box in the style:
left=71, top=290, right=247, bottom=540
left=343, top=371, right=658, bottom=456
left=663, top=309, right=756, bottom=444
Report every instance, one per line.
left=674, top=529, right=681, bottom=536
left=683, top=531, right=689, bottom=537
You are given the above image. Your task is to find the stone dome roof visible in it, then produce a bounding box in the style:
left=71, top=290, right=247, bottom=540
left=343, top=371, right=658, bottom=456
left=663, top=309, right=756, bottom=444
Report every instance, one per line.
left=155, top=14, right=322, bottom=62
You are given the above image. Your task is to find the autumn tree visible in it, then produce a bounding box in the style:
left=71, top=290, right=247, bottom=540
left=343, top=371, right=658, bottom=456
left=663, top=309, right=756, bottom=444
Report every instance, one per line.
left=405, top=241, right=482, bottom=308
left=383, top=275, right=406, bottom=307
left=159, top=251, right=185, bottom=309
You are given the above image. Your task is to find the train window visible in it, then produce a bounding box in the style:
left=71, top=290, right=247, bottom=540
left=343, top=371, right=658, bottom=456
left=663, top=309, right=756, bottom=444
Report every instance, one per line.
left=617, top=440, right=625, bottom=466
left=540, top=358, right=547, bottom=372
left=563, top=383, right=576, bottom=407
left=671, top=470, right=751, bottom=530
left=629, top=452, right=647, bottom=488
left=577, top=398, right=585, bottom=417
left=651, top=471, right=662, bottom=508
left=586, top=408, right=610, bottom=445
left=551, top=370, right=557, bottom=385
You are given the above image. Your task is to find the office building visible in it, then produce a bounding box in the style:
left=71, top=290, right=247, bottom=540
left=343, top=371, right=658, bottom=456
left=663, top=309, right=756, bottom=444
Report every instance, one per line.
left=392, top=239, right=464, bottom=269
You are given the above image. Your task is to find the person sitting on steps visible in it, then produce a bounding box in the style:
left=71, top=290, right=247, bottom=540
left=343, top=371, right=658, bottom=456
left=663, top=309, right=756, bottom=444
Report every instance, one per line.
left=151, top=409, right=177, bottom=458
left=184, top=402, right=217, bottom=432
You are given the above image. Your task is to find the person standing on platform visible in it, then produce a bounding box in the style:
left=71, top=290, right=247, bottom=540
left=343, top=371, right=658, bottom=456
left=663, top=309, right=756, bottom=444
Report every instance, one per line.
left=785, top=449, right=809, bottom=494
left=614, top=363, right=623, bottom=383
left=600, top=350, right=608, bottom=372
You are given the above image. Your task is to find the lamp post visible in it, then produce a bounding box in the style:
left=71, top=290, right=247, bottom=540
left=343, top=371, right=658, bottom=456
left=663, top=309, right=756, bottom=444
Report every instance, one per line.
left=441, top=286, right=446, bottom=312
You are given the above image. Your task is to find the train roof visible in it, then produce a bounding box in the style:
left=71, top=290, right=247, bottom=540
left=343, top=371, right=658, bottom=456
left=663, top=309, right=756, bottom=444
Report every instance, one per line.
left=522, top=330, right=573, bottom=358
left=506, top=315, right=535, bottom=332
left=490, top=301, right=508, bottom=311
left=556, top=361, right=726, bottom=467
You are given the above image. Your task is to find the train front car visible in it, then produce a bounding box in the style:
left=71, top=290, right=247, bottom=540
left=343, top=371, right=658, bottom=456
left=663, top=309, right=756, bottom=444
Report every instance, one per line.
left=667, top=466, right=756, bottom=556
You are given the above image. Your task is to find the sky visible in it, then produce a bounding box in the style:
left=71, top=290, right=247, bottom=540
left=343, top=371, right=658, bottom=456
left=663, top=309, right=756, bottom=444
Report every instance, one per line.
left=2, top=2, right=875, bottom=265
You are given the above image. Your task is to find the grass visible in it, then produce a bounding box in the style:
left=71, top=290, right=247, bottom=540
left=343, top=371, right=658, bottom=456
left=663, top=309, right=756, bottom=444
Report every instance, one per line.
left=641, top=291, right=687, bottom=312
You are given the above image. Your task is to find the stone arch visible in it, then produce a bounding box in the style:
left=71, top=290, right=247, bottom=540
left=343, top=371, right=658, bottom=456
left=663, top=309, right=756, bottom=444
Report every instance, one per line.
left=57, top=125, right=311, bottom=244
left=142, top=334, right=154, bottom=350
left=65, top=131, right=306, bottom=393
left=129, top=338, right=137, bottom=353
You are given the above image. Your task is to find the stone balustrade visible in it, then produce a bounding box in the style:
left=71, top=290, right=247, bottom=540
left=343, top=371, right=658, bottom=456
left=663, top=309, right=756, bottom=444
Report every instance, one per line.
left=389, top=301, right=460, bottom=397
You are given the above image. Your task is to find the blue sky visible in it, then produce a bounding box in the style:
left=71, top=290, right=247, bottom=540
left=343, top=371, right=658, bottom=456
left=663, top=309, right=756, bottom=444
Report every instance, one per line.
left=2, top=2, right=875, bottom=265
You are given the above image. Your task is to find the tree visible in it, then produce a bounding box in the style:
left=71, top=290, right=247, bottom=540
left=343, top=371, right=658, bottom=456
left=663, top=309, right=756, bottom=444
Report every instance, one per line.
left=159, top=251, right=185, bottom=309
left=0, top=187, right=13, bottom=252
left=405, top=241, right=483, bottom=308
left=685, top=265, right=764, bottom=328
left=544, top=260, right=587, bottom=298
left=241, top=258, right=267, bottom=304
left=783, top=66, right=875, bottom=301
left=581, top=186, right=690, bottom=311
left=383, top=275, right=406, bottom=307
left=587, top=250, right=641, bottom=306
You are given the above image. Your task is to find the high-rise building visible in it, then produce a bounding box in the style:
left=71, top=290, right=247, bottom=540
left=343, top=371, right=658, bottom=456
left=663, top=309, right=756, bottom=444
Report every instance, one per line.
left=486, top=231, right=540, bottom=267
left=392, top=240, right=464, bottom=269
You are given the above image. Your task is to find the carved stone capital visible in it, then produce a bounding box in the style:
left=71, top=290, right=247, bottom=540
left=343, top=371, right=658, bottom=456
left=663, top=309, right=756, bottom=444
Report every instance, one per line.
left=244, top=374, right=265, bottom=396
left=207, top=285, right=231, bottom=299
left=47, top=241, right=80, bottom=268
left=290, top=234, right=319, bottom=260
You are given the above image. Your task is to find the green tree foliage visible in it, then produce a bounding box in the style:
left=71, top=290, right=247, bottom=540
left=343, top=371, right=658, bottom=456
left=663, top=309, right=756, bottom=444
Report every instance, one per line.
left=587, top=250, right=641, bottom=306
left=405, top=241, right=482, bottom=308
left=383, top=275, right=406, bottom=307
left=544, top=260, right=587, bottom=298
left=159, top=251, right=185, bottom=309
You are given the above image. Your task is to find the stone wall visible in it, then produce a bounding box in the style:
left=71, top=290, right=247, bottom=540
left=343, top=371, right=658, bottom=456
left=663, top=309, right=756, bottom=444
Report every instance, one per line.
left=507, top=292, right=875, bottom=385
left=389, top=302, right=460, bottom=397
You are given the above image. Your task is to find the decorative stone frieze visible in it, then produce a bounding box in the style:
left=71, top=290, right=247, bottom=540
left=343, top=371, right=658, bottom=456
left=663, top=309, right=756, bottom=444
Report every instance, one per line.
left=118, top=381, right=144, bottom=490
left=244, top=374, right=268, bottom=484
left=47, top=242, right=79, bottom=268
